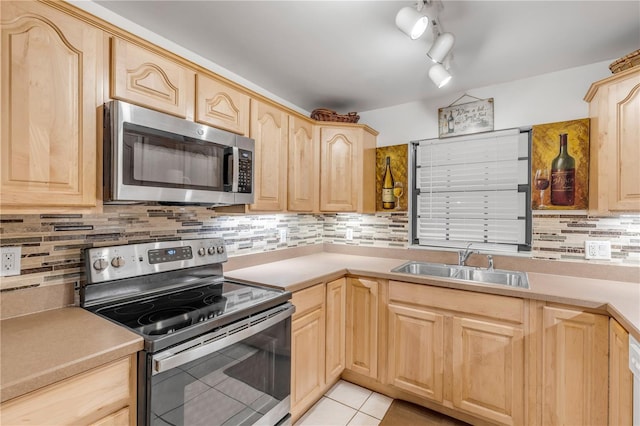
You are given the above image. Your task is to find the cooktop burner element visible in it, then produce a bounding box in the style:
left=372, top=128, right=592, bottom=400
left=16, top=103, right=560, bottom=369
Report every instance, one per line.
left=81, top=238, right=291, bottom=352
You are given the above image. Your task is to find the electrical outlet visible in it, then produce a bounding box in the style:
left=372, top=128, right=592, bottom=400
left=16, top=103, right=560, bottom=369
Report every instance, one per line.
left=584, top=240, right=611, bottom=260
left=346, top=229, right=354, bottom=241
left=279, top=229, right=287, bottom=243
left=1, top=246, right=21, bottom=277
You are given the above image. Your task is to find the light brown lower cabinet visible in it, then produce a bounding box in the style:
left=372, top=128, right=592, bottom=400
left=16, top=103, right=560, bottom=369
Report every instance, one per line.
left=0, top=355, right=136, bottom=425
left=346, top=277, right=380, bottom=379
left=290, top=283, right=326, bottom=421
left=325, top=278, right=346, bottom=383
left=609, top=318, right=634, bottom=425
left=541, top=305, right=609, bottom=426
left=387, top=281, right=525, bottom=426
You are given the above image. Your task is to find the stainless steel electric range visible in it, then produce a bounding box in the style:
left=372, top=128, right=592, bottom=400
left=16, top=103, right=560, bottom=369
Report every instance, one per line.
left=82, top=238, right=293, bottom=426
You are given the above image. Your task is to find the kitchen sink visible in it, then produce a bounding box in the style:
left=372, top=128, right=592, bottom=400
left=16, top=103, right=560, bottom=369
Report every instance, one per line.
left=391, top=261, right=529, bottom=289
left=390, top=262, right=454, bottom=278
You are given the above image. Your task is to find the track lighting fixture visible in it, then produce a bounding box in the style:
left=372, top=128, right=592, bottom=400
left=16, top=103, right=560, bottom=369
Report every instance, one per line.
left=427, top=32, right=455, bottom=64
left=395, top=6, right=429, bottom=40
left=428, top=63, right=452, bottom=88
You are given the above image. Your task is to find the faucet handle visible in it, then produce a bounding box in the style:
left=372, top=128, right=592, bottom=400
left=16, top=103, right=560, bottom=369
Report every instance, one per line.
left=487, top=255, right=494, bottom=271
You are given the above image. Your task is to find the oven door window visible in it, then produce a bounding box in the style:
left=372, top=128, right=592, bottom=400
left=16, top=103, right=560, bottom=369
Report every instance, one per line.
left=123, top=123, right=224, bottom=191
left=149, top=319, right=291, bottom=426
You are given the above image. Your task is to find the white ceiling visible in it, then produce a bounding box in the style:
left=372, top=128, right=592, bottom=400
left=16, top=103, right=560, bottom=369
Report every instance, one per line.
left=94, top=0, right=640, bottom=114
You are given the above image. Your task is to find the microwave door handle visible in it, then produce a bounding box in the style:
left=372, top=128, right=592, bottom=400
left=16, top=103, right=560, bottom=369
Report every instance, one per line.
left=231, top=146, right=240, bottom=193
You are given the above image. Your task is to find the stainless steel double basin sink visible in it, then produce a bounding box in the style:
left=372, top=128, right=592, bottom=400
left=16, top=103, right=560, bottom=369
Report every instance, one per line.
left=391, top=261, right=529, bottom=289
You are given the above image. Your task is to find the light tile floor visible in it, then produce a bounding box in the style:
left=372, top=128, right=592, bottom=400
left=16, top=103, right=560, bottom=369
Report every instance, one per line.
left=295, top=380, right=393, bottom=426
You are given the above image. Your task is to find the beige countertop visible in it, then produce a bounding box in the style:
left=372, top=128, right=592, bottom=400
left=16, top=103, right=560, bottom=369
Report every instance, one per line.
left=0, top=307, right=143, bottom=403
left=225, top=252, right=640, bottom=340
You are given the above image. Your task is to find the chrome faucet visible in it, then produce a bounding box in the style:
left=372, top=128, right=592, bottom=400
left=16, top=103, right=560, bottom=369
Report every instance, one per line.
left=458, top=243, right=476, bottom=266
left=487, top=255, right=494, bottom=271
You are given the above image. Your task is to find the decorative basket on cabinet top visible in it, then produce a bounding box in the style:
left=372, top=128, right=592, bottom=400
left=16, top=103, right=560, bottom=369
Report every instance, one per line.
left=609, top=49, right=640, bottom=73
left=311, top=108, right=360, bottom=123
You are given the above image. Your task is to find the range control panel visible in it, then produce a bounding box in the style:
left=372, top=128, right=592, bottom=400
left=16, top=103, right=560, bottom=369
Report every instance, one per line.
left=85, top=238, right=227, bottom=284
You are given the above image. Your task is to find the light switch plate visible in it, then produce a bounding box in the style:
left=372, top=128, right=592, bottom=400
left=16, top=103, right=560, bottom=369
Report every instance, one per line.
left=584, top=240, right=611, bottom=260
left=279, top=229, right=287, bottom=243
left=1, top=246, right=21, bottom=276
left=346, top=229, right=354, bottom=240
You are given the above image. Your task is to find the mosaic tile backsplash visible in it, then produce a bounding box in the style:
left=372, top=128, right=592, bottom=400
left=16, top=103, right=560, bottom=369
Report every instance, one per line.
left=0, top=207, right=638, bottom=295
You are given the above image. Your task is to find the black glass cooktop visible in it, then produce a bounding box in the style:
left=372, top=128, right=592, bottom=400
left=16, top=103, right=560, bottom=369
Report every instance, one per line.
left=96, top=280, right=282, bottom=336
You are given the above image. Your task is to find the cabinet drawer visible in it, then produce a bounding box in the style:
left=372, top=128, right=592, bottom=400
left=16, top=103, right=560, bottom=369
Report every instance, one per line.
left=1, top=356, right=133, bottom=425
left=292, top=283, right=325, bottom=319
left=389, top=281, right=524, bottom=324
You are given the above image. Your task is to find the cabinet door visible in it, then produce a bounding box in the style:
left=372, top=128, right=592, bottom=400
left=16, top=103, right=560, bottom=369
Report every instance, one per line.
left=452, top=317, right=524, bottom=425
left=291, top=308, right=325, bottom=420
left=111, top=37, right=195, bottom=118
left=346, top=277, right=378, bottom=378
left=249, top=99, right=288, bottom=211
left=195, top=74, right=249, bottom=135
left=1, top=1, right=100, bottom=209
left=542, top=306, right=608, bottom=426
left=325, top=278, right=346, bottom=383
left=606, top=72, right=640, bottom=211
left=319, top=127, right=361, bottom=212
left=388, top=303, right=444, bottom=402
left=609, top=318, right=633, bottom=425
left=288, top=117, right=317, bottom=212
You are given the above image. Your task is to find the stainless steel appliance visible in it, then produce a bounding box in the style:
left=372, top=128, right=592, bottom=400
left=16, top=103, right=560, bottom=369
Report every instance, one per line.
left=82, top=238, right=292, bottom=426
left=103, top=100, right=254, bottom=205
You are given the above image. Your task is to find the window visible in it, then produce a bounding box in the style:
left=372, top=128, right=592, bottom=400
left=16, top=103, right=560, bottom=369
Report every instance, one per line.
left=410, top=128, right=531, bottom=253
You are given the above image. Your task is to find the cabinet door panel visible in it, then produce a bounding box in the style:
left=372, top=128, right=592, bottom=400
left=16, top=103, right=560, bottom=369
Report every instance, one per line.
left=249, top=100, right=287, bottom=211
left=320, top=127, right=360, bottom=211
left=346, top=278, right=378, bottom=378
left=388, top=303, right=444, bottom=402
left=452, top=317, right=524, bottom=425
left=291, top=307, right=325, bottom=420
left=1, top=1, right=100, bottom=208
left=325, top=278, right=346, bottom=383
left=195, top=74, right=249, bottom=135
left=111, top=37, right=194, bottom=118
left=610, top=77, right=640, bottom=210
left=288, top=117, right=317, bottom=212
left=609, top=318, right=633, bottom=425
left=542, top=306, right=608, bottom=426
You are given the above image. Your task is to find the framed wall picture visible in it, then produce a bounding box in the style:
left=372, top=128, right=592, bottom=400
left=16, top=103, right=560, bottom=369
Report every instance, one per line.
left=376, top=144, right=408, bottom=211
left=531, top=118, right=590, bottom=210
left=438, top=97, right=494, bottom=138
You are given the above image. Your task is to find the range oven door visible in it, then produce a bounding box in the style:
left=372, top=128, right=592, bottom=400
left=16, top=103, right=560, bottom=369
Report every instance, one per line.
left=140, top=304, right=293, bottom=426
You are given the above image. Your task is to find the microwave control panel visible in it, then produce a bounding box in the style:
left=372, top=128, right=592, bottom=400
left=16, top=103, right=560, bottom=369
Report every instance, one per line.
left=238, top=149, right=252, bottom=193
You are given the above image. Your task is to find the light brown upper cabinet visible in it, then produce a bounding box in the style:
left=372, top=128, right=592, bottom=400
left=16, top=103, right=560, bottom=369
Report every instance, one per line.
left=111, top=37, right=195, bottom=119
left=318, top=124, right=377, bottom=213
left=195, top=74, right=250, bottom=135
left=249, top=99, right=288, bottom=211
left=1, top=1, right=102, bottom=211
left=585, top=67, right=640, bottom=214
left=288, top=116, right=318, bottom=212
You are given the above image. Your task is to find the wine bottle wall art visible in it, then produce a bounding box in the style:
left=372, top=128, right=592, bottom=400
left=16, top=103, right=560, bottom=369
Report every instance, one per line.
left=531, top=119, right=590, bottom=210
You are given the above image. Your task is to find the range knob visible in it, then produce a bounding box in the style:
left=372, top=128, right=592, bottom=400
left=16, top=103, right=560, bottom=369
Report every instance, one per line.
left=217, top=246, right=225, bottom=254
left=197, top=247, right=206, bottom=256
left=93, top=258, right=108, bottom=271
left=207, top=247, right=215, bottom=255
left=111, top=256, right=125, bottom=268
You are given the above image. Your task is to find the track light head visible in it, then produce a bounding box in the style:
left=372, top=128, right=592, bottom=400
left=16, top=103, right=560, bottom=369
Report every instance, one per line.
left=428, top=63, right=452, bottom=88
left=427, top=32, right=455, bottom=64
left=395, top=6, right=429, bottom=40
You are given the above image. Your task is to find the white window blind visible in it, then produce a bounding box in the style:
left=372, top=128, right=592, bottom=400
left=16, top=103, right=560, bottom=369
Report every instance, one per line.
left=412, top=129, right=531, bottom=252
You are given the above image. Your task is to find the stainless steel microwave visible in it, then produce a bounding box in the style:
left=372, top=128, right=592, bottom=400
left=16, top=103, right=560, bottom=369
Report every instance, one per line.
left=103, top=100, right=254, bottom=205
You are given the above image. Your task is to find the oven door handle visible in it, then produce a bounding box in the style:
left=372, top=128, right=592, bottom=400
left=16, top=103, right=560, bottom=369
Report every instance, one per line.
left=153, top=304, right=294, bottom=374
